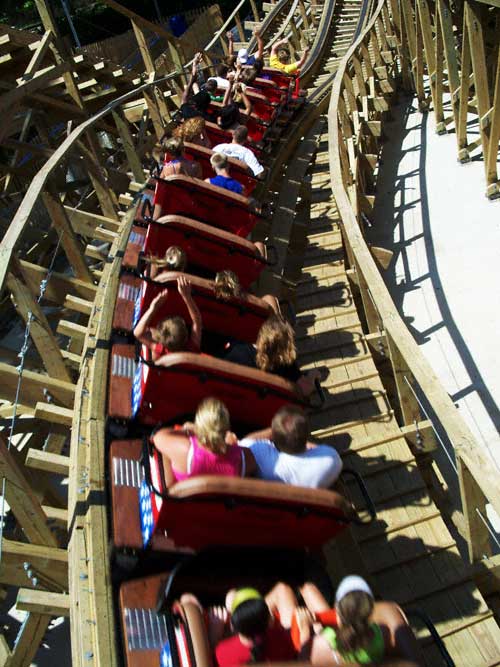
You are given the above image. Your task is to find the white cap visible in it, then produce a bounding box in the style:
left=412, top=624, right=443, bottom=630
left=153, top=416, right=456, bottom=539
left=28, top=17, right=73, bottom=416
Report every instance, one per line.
left=335, top=576, right=373, bottom=604
left=237, top=48, right=249, bottom=64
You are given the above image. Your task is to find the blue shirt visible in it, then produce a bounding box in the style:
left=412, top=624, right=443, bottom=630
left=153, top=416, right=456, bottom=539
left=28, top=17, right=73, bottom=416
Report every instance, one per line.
left=210, top=174, right=243, bottom=195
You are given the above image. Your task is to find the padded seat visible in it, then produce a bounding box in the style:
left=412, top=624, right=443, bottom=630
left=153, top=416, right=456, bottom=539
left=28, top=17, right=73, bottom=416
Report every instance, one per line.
left=161, top=143, right=257, bottom=196
left=152, top=174, right=259, bottom=238
left=205, top=121, right=265, bottom=160
left=142, top=216, right=267, bottom=287
left=108, top=346, right=302, bottom=423
left=132, top=351, right=302, bottom=425
left=113, top=270, right=270, bottom=337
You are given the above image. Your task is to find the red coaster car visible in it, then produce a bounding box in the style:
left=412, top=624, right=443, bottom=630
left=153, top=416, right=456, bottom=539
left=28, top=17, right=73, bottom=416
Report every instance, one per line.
left=109, top=437, right=357, bottom=555
left=162, top=142, right=257, bottom=197
left=118, top=568, right=437, bottom=667
left=112, top=271, right=271, bottom=337
left=152, top=175, right=260, bottom=238
left=140, top=216, right=269, bottom=287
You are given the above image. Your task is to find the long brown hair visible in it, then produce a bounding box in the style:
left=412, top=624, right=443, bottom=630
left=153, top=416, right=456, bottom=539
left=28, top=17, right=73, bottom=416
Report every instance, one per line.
left=152, top=316, right=188, bottom=351
left=214, top=270, right=243, bottom=301
left=255, top=314, right=296, bottom=372
left=336, top=591, right=374, bottom=652
left=173, top=116, right=206, bottom=143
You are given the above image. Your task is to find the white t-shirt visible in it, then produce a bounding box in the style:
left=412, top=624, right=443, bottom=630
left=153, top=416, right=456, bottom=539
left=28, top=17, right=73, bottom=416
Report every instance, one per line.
left=239, top=438, right=343, bottom=488
left=213, top=142, right=264, bottom=176
left=207, top=76, right=230, bottom=89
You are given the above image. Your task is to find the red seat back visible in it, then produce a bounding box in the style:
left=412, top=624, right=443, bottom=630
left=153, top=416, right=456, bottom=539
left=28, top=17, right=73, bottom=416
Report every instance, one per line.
left=262, top=67, right=295, bottom=89
left=134, top=272, right=269, bottom=341
left=143, top=217, right=266, bottom=288
left=132, top=352, right=301, bottom=425
left=139, top=467, right=353, bottom=550
left=152, top=175, right=257, bottom=238
left=182, top=143, right=257, bottom=195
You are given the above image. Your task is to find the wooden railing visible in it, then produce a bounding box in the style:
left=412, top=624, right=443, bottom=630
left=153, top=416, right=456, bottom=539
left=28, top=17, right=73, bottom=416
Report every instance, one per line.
left=328, top=0, right=500, bottom=571
left=396, top=0, right=500, bottom=198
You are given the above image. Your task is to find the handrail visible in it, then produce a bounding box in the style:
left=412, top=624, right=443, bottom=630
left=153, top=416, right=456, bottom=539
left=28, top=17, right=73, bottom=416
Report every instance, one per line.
left=327, top=0, right=500, bottom=557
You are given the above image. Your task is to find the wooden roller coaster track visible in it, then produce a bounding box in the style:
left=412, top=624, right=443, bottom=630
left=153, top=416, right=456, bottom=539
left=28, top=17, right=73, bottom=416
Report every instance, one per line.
left=0, top=0, right=499, bottom=664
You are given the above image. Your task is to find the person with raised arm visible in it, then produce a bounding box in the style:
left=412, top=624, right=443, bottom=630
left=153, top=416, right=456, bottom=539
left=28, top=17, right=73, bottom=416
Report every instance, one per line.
left=270, top=38, right=310, bottom=74
left=133, top=275, right=202, bottom=362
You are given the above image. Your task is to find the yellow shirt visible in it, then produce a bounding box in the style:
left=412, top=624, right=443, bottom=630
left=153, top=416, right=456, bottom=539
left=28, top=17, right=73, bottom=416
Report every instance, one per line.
left=269, top=53, right=298, bottom=74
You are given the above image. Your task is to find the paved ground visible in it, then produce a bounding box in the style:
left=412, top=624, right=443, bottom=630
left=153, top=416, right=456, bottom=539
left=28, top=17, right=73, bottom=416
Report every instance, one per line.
left=368, top=93, right=500, bottom=517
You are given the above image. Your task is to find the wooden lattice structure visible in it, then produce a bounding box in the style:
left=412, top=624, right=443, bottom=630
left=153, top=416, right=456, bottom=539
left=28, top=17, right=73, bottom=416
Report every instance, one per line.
left=0, top=0, right=499, bottom=664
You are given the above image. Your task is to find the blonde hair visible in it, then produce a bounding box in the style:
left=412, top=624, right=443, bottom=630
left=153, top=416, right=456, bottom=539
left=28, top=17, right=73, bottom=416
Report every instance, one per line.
left=210, top=152, right=228, bottom=171
left=163, top=136, right=184, bottom=158
left=152, top=316, right=188, bottom=352
left=194, top=397, right=230, bottom=454
left=214, top=270, right=242, bottom=301
left=145, top=246, right=187, bottom=272
left=174, top=116, right=206, bottom=143
left=255, top=314, right=296, bottom=372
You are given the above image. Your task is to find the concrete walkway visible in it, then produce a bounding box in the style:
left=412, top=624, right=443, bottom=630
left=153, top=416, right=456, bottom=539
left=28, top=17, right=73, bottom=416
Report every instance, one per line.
left=368, top=93, right=500, bottom=472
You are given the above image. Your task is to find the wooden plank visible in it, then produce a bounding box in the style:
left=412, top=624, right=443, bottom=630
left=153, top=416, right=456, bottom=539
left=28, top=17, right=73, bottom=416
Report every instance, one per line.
left=0, top=362, right=75, bottom=408
left=7, top=613, right=51, bottom=667
left=0, top=62, right=70, bottom=114
left=41, top=188, right=94, bottom=284
left=34, top=402, right=73, bottom=427
left=6, top=267, right=72, bottom=383
left=23, top=30, right=54, bottom=80
left=0, top=538, right=67, bottom=588
left=16, top=589, right=70, bottom=616
left=111, top=109, right=144, bottom=182
left=19, top=260, right=98, bottom=304
left=0, top=434, right=57, bottom=547
left=64, top=294, right=93, bottom=316
left=25, top=449, right=70, bottom=475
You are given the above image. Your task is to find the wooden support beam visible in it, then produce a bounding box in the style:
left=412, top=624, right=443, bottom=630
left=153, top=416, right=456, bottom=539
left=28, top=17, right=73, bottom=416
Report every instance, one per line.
left=6, top=613, right=51, bottom=667
left=57, top=320, right=87, bottom=341
left=41, top=188, right=94, bottom=284
left=0, top=363, right=75, bottom=408
left=42, top=505, right=68, bottom=526
left=23, top=30, right=54, bottom=80
left=64, top=294, right=93, bottom=316
left=34, top=401, right=73, bottom=427
left=64, top=207, right=121, bottom=233
left=19, top=260, right=97, bottom=304
left=457, top=455, right=492, bottom=563
left=0, top=434, right=57, bottom=547
left=0, top=62, right=70, bottom=114
left=74, top=140, right=119, bottom=220
left=16, top=589, right=70, bottom=616
left=25, top=449, right=70, bottom=475
left=0, top=538, right=67, bottom=589
left=6, top=266, right=72, bottom=383
left=112, top=109, right=145, bottom=182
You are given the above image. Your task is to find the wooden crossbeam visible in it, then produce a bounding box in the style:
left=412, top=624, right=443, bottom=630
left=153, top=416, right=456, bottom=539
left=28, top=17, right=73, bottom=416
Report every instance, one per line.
left=23, top=30, right=54, bottom=80
left=6, top=613, right=51, bottom=667
left=0, top=363, right=75, bottom=408
left=16, top=589, right=70, bottom=616
left=19, top=260, right=98, bottom=304
left=0, top=434, right=57, bottom=547
left=0, top=62, right=70, bottom=114
left=6, top=266, right=72, bottom=383
left=25, top=449, right=70, bottom=475
left=41, top=188, right=94, bottom=284
left=0, top=538, right=67, bottom=589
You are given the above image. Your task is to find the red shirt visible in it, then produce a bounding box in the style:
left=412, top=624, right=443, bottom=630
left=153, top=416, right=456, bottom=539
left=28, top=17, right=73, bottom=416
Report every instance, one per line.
left=216, top=620, right=296, bottom=666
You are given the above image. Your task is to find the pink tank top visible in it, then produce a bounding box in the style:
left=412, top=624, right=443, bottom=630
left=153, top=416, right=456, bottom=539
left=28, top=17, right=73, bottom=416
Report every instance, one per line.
left=172, top=435, right=244, bottom=482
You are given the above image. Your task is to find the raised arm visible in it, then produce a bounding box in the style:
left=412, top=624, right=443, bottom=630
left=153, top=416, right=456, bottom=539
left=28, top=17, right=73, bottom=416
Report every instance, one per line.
left=294, top=46, right=310, bottom=71
left=226, top=31, right=234, bottom=57
left=182, top=52, right=203, bottom=104
left=270, top=37, right=289, bottom=57
left=133, top=289, right=169, bottom=349
left=177, top=276, right=202, bottom=351
left=253, top=27, right=264, bottom=60
left=237, top=84, right=253, bottom=115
